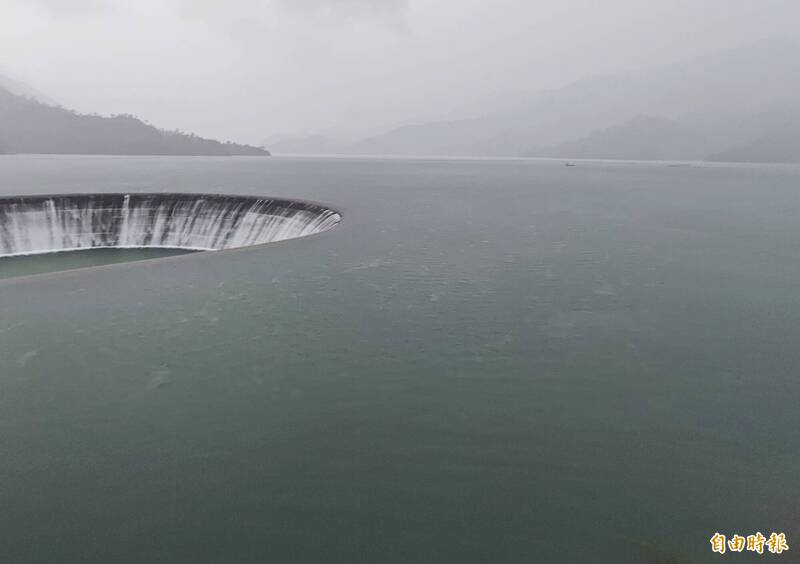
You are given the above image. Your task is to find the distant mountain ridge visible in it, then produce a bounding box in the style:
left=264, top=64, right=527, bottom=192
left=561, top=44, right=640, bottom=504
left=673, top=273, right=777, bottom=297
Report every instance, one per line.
left=273, top=37, right=800, bottom=163
left=0, top=83, right=269, bottom=156
left=708, top=123, right=800, bottom=164
left=526, top=115, right=713, bottom=161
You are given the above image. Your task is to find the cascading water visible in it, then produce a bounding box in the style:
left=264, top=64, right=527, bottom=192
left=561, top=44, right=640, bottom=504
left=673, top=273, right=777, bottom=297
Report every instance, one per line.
left=0, top=193, right=341, bottom=257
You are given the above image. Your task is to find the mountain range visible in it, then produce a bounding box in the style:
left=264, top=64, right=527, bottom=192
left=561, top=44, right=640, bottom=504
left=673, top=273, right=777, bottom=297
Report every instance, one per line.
left=0, top=80, right=269, bottom=156
left=268, top=37, right=800, bottom=163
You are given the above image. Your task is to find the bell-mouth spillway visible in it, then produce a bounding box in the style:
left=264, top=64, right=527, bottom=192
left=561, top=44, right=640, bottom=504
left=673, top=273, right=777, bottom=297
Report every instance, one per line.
left=0, top=193, right=342, bottom=258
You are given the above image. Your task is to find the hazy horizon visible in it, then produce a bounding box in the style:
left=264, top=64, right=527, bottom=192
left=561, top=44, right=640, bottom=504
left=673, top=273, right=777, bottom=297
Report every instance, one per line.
left=2, top=0, right=800, bottom=146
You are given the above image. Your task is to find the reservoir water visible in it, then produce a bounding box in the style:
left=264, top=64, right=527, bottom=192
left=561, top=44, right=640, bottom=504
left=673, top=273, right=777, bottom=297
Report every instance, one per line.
left=1, top=155, right=798, bottom=563
left=0, top=248, right=194, bottom=279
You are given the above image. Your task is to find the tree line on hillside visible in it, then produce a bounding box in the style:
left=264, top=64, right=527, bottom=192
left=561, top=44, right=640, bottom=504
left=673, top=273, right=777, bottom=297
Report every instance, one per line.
left=0, top=86, right=269, bottom=156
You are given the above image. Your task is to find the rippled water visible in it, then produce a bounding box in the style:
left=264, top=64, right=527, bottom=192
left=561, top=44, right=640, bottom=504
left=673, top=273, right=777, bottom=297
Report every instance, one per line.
left=1, top=155, right=798, bottom=563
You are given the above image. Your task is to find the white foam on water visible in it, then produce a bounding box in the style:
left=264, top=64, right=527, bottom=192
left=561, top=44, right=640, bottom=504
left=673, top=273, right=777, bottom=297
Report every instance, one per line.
left=0, top=193, right=341, bottom=257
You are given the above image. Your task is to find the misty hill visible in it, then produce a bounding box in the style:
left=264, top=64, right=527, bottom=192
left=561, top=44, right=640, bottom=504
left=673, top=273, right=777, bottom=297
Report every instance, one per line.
left=346, top=37, right=800, bottom=163
left=527, top=115, right=712, bottom=161
left=708, top=123, right=800, bottom=164
left=0, top=85, right=269, bottom=156
left=0, top=73, right=57, bottom=106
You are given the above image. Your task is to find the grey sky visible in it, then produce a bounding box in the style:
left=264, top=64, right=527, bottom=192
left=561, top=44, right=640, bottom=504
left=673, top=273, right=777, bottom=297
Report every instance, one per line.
left=1, top=0, right=798, bottom=144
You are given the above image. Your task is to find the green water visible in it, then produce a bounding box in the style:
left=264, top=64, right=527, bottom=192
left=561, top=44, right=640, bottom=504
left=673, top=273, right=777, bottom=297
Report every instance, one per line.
left=0, top=248, right=196, bottom=280
left=0, top=156, right=798, bottom=563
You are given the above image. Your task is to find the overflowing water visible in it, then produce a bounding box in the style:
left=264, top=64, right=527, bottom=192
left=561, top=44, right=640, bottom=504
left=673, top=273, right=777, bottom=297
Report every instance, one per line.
left=0, top=193, right=341, bottom=257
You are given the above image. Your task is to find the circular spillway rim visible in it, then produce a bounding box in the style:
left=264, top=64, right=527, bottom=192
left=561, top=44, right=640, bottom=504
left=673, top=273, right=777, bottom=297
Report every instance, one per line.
left=0, top=192, right=343, bottom=258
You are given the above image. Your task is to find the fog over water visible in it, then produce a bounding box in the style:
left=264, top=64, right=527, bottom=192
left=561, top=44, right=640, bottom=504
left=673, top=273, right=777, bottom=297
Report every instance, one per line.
left=1, top=0, right=799, bottom=146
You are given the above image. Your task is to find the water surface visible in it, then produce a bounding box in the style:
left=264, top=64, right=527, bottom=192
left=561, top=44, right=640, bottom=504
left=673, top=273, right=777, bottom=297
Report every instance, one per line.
left=0, top=247, right=194, bottom=279
left=1, top=155, right=798, bottom=563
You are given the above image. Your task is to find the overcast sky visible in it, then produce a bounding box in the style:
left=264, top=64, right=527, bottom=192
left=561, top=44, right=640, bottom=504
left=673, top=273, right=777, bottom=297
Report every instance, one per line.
left=1, top=0, right=799, bottom=144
